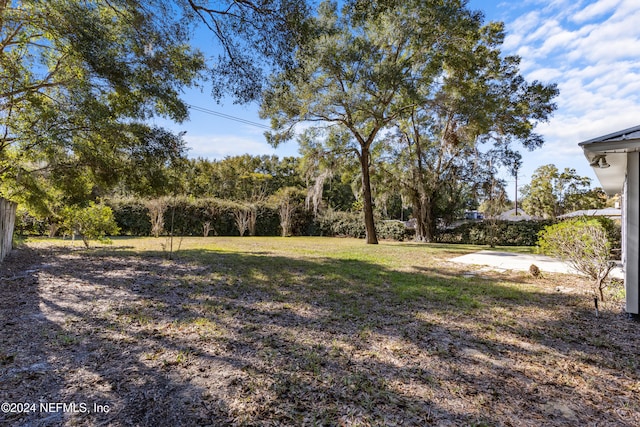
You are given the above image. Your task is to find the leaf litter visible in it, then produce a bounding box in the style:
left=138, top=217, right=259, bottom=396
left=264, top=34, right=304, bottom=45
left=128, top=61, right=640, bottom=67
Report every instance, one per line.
left=0, top=240, right=638, bottom=426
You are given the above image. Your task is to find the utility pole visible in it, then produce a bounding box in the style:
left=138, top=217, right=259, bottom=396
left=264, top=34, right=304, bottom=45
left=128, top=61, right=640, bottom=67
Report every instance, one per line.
left=515, top=168, right=518, bottom=215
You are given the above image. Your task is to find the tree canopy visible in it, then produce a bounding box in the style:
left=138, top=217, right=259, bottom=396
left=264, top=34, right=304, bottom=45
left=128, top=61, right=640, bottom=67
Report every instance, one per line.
left=521, top=164, right=607, bottom=219
left=1, top=0, right=204, bottom=207
left=261, top=0, right=558, bottom=243
left=4, top=0, right=569, bottom=243
left=1, top=0, right=311, bottom=215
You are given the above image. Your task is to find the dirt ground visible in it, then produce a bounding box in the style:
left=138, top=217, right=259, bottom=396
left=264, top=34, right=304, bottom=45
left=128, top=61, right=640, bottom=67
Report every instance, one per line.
left=1, top=242, right=639, bottom=426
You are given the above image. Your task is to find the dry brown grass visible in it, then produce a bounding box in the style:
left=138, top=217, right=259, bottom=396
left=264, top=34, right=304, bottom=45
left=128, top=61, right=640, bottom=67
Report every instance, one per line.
left=0, top=237, right=638, bottom=426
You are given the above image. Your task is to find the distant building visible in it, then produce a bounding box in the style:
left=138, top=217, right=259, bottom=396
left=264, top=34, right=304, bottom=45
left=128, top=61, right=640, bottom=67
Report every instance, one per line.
left=464, top=210, right=483, bottom=220
left=558, top=208, right=621, bottom=220
left=496, top=208, right=537, bottom=221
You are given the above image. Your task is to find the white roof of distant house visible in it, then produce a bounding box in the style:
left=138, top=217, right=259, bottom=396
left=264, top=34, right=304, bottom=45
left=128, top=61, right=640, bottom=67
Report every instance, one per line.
left=497, top=209, right=536, bottom=221
left=558, top=208, right=621, bottom=219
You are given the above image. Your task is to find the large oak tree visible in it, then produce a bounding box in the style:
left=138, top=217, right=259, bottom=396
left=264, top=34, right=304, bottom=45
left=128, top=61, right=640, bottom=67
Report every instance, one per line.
left=262, top=0, right=558, bottom=243
left=262, top=0, right=490, bottom=243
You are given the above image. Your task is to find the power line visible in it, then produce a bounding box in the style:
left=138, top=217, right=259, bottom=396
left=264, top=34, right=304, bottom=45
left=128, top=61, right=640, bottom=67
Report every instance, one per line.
left=187, top=104, right=272, bottom=130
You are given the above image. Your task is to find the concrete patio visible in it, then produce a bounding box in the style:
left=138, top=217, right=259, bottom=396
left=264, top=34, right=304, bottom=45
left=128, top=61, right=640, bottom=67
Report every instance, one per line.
left=450, top=250, right=624, bottom=279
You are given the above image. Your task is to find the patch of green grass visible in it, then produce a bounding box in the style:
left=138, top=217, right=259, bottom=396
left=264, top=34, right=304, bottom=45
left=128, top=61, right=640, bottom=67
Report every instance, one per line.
left=485, top=246, right=536, bottom=254
left=24, top=236, right=540, bottom=311
left=55, top=332, right=78, bottom=347
left=87, top=237, right=539, bottom=311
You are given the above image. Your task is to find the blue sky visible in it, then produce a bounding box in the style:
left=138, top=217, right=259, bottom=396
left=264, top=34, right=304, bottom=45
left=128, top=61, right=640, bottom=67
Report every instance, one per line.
left=160, top=0, right=640, bottom=196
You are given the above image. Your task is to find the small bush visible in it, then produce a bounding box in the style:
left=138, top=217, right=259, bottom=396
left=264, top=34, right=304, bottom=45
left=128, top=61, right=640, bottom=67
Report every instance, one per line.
left=538, top=219, right=615, bottom=301
left=62, top=203, right=120, bottom=248
left=377, top=220, right=414, bottom=241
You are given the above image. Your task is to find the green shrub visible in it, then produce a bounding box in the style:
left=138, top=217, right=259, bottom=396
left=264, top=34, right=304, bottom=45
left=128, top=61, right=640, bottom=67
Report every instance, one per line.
left=254, top=204, right=281, bottom=236
left=437, top=220, right=555, bottom=246
left=318, top=210, right=365, bottom=238
left=107, top=197, right=314, bottom=237
left=317, top=211, right=412, bottom=241
left=14, top=206, right=48, bottom=236
left=538, top=219, right=615, bottom=301
left=107, top=198, right=415, bottom=241
left=62, top=202, right=120, bottom=248
left=377, top=220, right=414, bottom=241
left=592, top=216, right=622, bottom=258
left=107, top=198, right=151, bottom=236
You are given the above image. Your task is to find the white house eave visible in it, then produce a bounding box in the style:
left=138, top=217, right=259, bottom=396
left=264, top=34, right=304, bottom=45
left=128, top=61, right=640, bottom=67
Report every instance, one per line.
left=579, top=138, right=640, bottom=153
left=580, top=137, right=640, bottom=196
left=578, top=124, right=640, bottom=145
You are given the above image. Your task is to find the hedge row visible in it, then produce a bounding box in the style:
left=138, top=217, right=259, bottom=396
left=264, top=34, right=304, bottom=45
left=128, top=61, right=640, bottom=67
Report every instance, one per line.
left=436, top=218, right=622, bottom=249
left=107, top=197, right=307, bottom=237
left=106, top=199, right=415, bottom=241
left=316, top=210, right=414, bottom=241
left=436, top=220, right=556, bottom=246
left=19, top=197, right=618, bottom=248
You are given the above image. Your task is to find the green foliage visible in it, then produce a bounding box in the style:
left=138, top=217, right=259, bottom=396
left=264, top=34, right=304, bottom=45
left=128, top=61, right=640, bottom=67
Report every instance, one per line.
left=521, top=165, right=605, bottom=219
left=538, top=219, right=616, bottom=300
left=262, top=0, right=558, bottom=244
left=376, top=221, right=414, bottom=242
left=270, top=187, right=306, bottom=237
left=14, top=206, right=48, bottom=236
left=437, top=221, right=554, bottom=246
left=187, top=1, right=312, bottom=103
left=107, top=199, right=152, bottom=236
left=254, top=204, right=282, bottom=236
left=1, top=0, right=312, bottom=209
left=107, top=197, right=412, bottom=242
left=107, top=197, right=313, bottom=238
left=62, top=203, right=120, bottom=248
left=317, top=210, right=412, bottom=240
left=178, top=155, right=305, bottom=201
left=593, top=216, right=622, bottom=257
left=318, top=210, right=366, bottom=238
left=0, top=0, right=210, bottom=212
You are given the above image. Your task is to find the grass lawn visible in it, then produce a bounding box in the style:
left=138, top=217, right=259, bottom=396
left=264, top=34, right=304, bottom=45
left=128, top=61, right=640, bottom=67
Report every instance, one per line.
left=1, top=236, right=638, bottom=426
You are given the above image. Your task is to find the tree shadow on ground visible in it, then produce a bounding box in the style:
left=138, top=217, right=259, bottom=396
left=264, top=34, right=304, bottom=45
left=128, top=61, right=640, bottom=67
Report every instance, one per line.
left=1, top=244, right=638, bottom=426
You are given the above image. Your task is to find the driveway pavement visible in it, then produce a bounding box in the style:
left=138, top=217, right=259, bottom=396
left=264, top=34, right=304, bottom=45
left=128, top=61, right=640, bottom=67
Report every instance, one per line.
left=450, top=250, right=624, bottom=279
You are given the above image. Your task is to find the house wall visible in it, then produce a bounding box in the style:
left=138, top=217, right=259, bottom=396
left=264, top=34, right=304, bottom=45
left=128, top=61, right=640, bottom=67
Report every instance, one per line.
left=625, top=152, right=639, bottom=314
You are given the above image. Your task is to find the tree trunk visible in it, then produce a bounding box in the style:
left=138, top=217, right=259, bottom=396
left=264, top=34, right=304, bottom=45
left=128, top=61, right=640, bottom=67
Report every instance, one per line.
left=423, top=199, right=436, bottom=243
left=412, top=194, right=428, bottom=242
left=597, top=279, right=605, bottom=302
left=413, top=190, right=436, bottom=243
left=360, top=148, right=378, bottom=244
left=413, top=199, right=425, bottom=242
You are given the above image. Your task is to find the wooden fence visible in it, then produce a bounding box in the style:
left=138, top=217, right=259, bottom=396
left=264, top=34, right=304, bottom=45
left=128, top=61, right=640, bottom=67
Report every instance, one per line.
left=0, top=198, right=17, bottom=262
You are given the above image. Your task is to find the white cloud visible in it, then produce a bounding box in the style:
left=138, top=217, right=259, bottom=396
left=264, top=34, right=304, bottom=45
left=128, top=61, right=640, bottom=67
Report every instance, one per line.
left=495, top=0, right=640, bottom=187
left=537, top=28, right=576, bottom=56
left=503, top=11, right=541, bottom=50
left=571, top=0, right=621, bottom=23
left=183, top=134, right=298, bottom=159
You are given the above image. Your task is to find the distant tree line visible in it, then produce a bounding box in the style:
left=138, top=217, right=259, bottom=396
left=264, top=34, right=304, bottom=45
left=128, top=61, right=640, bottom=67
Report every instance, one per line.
left=10, top=1, right=613, bottom=246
